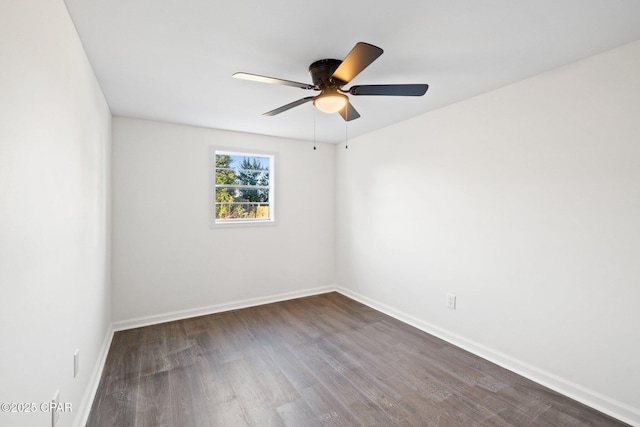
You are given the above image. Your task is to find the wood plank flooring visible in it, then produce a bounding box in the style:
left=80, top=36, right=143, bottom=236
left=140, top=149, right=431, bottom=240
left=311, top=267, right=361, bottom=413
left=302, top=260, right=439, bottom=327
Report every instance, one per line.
left=87, top=292, right=628, bottom=426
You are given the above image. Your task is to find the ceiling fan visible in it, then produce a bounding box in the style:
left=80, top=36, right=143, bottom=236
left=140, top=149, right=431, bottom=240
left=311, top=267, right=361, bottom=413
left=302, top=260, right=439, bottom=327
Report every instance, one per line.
left=233, top=42, right=429, bottom=121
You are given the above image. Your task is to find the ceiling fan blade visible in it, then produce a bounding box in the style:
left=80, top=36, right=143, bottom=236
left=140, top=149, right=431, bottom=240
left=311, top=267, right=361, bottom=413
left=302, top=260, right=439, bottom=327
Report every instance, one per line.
left=263, top=97, right=315, bottom=116
left=349, top=84, right=429, bottom=96
left=331, top=42, right=384, bottom=84
left=338, top=101, right=361, bottom=121
left=233, top=72, right=315, bottom=90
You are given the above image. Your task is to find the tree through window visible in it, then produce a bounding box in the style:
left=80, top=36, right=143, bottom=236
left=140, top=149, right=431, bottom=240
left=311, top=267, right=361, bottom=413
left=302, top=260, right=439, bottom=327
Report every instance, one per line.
left=212, top=149, right=275, bottom=226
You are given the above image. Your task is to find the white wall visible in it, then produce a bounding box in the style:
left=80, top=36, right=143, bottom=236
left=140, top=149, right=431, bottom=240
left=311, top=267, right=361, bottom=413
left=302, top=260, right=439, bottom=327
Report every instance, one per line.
left=336, top=40, right=640, bottom=424
left=111, top=117, right=335, bottom=325
left=0, top=0, right=112, bottom=426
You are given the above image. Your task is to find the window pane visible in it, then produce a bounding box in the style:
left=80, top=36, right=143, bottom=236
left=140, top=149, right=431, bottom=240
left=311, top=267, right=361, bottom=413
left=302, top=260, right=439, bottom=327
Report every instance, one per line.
left=213, top=151, right=274, bottom=223
left=215, top=202, right=270, bottom=220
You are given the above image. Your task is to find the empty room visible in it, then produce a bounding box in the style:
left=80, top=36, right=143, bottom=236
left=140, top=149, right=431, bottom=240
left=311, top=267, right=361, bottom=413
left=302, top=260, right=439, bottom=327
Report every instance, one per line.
left=2, top=0, right=640, bottom=426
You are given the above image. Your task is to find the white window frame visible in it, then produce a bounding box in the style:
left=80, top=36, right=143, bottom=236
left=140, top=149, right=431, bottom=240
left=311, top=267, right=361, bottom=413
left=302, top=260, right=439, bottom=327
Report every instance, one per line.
left=209, top=146, right=277, bottom=228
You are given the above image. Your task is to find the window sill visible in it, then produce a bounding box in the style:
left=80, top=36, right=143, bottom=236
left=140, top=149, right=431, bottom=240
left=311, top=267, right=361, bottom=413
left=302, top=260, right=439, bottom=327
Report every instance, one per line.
left=209, top=219, right=277, bottom=229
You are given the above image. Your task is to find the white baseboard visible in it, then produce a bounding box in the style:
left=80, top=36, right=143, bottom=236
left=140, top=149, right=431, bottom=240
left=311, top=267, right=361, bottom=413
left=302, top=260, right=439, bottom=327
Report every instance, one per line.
left=112, top=285, right=337, bottom=331
left=335, top=286, right=639, bottom=426
left=73, top=324, right=114, bottom=427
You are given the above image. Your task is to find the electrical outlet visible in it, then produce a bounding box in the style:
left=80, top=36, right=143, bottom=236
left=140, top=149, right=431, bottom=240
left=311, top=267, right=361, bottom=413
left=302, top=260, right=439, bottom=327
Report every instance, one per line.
left=74, top=349, right=79, bottom=378
left=51, top=390, right=60, bottom=427
left=447, top=293, right=457, bottom=310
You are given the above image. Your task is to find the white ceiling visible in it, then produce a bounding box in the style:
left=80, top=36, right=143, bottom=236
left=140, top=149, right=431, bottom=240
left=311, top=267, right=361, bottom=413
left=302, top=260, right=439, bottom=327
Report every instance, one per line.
left=63, top=0, right=640, bottom=144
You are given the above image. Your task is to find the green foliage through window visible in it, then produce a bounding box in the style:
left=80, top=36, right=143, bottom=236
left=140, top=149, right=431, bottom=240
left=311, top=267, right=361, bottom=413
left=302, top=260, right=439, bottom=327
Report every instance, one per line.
left=214, top=151, right=273, bottom=222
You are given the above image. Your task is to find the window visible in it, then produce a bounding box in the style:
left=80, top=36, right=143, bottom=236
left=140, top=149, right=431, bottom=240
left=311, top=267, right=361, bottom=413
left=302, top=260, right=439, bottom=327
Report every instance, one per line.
left=210, top=147, right=276, bottom=227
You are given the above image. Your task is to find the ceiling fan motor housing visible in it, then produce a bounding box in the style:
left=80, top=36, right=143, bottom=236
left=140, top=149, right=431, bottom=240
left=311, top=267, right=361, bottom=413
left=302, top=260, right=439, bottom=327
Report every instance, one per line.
left=309, top=59, right=344, bottom=88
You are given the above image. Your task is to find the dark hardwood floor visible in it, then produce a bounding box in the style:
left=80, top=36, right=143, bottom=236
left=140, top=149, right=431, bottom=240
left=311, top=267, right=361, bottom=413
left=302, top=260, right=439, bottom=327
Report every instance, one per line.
left=87, top=292, right=627, bottom=426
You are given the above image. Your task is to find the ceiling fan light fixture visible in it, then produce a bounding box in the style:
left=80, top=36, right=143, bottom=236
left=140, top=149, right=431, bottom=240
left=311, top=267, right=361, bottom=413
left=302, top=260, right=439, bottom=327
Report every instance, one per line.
left=313, top=92, right=348, bottom=114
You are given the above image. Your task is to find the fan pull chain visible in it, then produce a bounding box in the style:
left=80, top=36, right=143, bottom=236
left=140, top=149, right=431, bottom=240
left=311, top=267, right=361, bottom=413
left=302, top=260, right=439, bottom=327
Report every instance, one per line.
left=345, top=107, right=349, bottom=149
left=313, top=110, right=317, bottom=150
